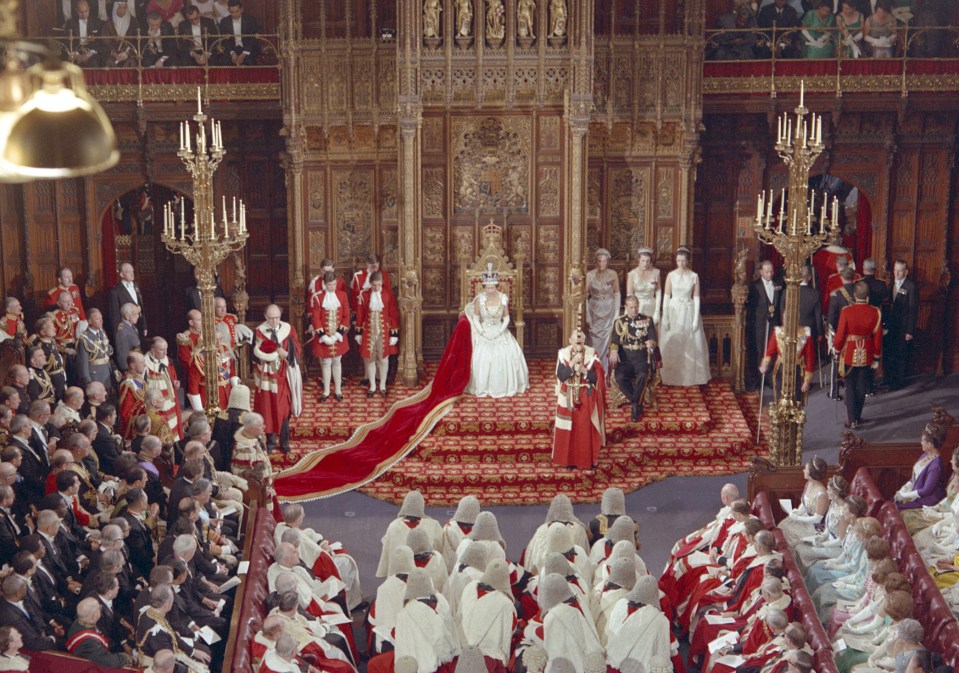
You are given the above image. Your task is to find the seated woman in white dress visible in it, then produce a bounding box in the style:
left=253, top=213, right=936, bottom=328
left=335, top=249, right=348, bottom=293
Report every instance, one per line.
left=659, top=247, right=711, bottom=387
left=464, top=265, right=530, bottom=398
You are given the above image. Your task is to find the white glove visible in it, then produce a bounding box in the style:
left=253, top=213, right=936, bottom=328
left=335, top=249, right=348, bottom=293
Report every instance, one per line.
left=389, top=336, right=398, bottom=346
left=791, top=513, right=822, bottom=523
left=652, top=289, right=662, bottom=325
left=355, top=335, right=362, bottom=345
left=187, top=393, right=203, bottom=412
left=235, top=323, right=254, bottom=344
left=334, top=332, right=343, bottom=342
left=661, top=294, right=671, bottom=331
left=692, top=296, right=701, bottom=331
left=320, top=335, right=334, bottom=346
left=901, top=490, right=920, bottom=502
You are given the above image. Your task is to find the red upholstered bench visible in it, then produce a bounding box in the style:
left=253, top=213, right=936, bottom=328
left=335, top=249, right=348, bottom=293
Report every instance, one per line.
left=224, top=502, right=278, bottom=673
left=751, top=491, right=777, bottom=530
left=770, top=528, right=840, bottom=673
left=850, top=467, right=885, bottom=518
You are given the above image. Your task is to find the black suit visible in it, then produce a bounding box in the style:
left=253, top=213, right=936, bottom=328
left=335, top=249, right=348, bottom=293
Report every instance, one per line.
left=0, top=599, right=56, bottom=651
left=217, top=13, right=261, bottom=64
left=167, top=476, right=195, bottom=526
left=747, top=278, right=783, bottom=389
left=862, top=274, right=888, bottom=309
left=884, top=277, right=919, bottom=389
left=756, top=3, right=800, bottom=57
left=92, top=421, right=122, bottom=477
left=63, top=15, right=104, bottom=67
left=32, top=561, right=69, bottom=623
left=141, top=21, right=178, bottom=67
left=778, top=283, right=822, bottom=340
left=177, top=17, right=219, bottom=65
left=14, top=435, right=48, bottom=505
left=107, top=281, right=147, bottom=341
left=827, top=282, right=856, bottom=398
left=0, top=508, right=21, bottom=564
left=121, top=510, right=155, bottom=578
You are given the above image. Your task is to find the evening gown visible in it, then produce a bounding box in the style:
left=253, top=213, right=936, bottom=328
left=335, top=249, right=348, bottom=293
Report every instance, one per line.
left=659, top=271, right=711, bottom=387
left=464, top=292, right=530, bottom=398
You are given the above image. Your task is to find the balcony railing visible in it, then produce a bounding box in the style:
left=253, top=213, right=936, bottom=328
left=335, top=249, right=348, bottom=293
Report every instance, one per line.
left=22, top=33, right=281, bottom=103
left=702, top=24, right=959, bottom=96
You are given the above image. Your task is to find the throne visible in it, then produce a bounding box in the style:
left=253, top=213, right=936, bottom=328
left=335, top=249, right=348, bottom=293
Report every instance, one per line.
left=460, top=221, right=525, bottom=349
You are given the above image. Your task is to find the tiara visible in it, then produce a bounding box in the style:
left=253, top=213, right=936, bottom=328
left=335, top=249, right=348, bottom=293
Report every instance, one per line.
left=637, top=247, right=653, bottom=256
left=480, top=262, right=499, bottom=285
left=677, top=246, right=691, bottom=255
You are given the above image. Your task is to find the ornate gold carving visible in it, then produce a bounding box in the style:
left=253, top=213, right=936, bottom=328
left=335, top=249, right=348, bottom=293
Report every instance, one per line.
left=539, top=116, right=561, bottom=151
left=424, top=227, right=446, bottom=259
left=587, top=169, right=601, bottom=220
left=383, top=227, right=399, bottom=268
left=333, top=169, right=373, bottom=263
left=452, top=116, right=531, bottom=214
left=609, top=167, right=647, bottom=258
left=423, top=167, right=445, bottom=219
left=423, top=321, right=449, bottom=352
left=656, top=226, right=673, bottom=260
left=538, top=166, right=560, bottom=218
left=537, top=224, right=561, bottom=259
left=538, top=267, right=561, bottom=305
left=535, top=320, right=560, bottom=346
left=486, top=0, right=506, bottom=46
left=423, top=267, right=447, bottom=305
left=455, top=0, right=474, bottom=38
left=455, top=228, right=474, bottom=263
left=308, top=171, right=325, bottom=223
left=308, top=229, right=326, bottom=268
left=423, top=117, right=444, bottom=152
left=548, top=0, right=567, bottom=38
left=423, top=0, right=442, bottom=41
left=381, top=169, right=398, bottom=221
left=87, top=83, right=280, bottom=103
left=512, top=229, right=532, bottom=260
left=657, top=167, right=675, bottom=220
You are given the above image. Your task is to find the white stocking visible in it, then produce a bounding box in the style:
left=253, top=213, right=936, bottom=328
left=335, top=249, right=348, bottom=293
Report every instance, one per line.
left=365, top=359, right=377, bottom=391
left=320, top=358, right=332, bottom=396
left=378, top=357, right=389, bottom=391
left=331, top=356, right=342, bottom=395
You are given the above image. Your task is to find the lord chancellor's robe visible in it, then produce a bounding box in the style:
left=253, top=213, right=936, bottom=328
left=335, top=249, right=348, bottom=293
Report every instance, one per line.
left=552, top=345, right=606, bottom=469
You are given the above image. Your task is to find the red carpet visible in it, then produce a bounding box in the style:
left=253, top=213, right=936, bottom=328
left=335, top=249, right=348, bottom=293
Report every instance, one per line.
left=273, top=316, right=473, bottom=502
left=274, top=318, right=768, bottom=505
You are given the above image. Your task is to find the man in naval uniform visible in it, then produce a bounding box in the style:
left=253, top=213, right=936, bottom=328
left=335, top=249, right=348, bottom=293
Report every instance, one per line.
left=608, top=296, right=658, bottom=422
left=75, top=309, right=115, bottom=392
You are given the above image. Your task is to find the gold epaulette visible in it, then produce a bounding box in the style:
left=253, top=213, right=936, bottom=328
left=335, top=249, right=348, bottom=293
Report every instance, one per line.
left=175, top=331, right=193, bottom=347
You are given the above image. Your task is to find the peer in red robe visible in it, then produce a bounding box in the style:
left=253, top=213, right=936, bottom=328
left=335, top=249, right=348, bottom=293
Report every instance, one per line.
left=253, top=305, right=303, bottom=453
left=46, top=267, right=87, bottom=321
left=552, top=330, right=606, bottom=470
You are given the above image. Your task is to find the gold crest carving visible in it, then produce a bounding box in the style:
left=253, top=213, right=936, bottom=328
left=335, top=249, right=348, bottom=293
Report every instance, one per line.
left=424, top=167, right=445, bottom=219
left=537, top=225, right=560, bottom=259
left=308, top=171, right=325, bottom=223
left=588, top=170, right=601, bottom=220
left=657, top=167, right=674, bottom=220
left=452, top=116, right=531, bottom=214
left=539, top=116, right=560, bottom=151
left=538, top=166, right=560, bottom=218
left=609, top=167, right=648, bottom=258
left=333, top=169, right=374, bottom=263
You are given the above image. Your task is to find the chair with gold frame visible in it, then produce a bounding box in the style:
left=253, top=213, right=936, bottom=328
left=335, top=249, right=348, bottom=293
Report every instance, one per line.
left=459, top=221, right=525, bottom=349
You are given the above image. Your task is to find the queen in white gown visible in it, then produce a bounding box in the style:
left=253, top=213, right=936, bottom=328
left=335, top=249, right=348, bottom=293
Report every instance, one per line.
left=659, top=247, right=711, bottom=387
left=464, top=268, right=530, bottom=398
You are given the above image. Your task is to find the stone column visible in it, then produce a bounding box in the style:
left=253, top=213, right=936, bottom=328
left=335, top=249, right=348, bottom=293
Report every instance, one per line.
left=564, top=96, right=590, bottom=339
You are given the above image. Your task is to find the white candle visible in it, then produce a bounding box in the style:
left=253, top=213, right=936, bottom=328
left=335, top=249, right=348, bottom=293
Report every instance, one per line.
left=802, top=122, right=807, bottom=148
left=241, top=205, right=246, bottom=233
left=800, top=79, right=804, bottom=108
left=197, top=87, right=202, bottom=115
left=200, top=122, right=206, bottom=152
left=232, top=196, right=237, bottom=222
left=218, top=121, right=223, bottom=149
left=787, top=119, right=792, bottom=145
left=767, top=190, right=773, bottom=220
left=186, top=127, right=191, bottom=152
left=777, top=116, right=782, bottom=144
left=180, top=197, right=185, bottom=229
left=833, top=196, right=839, bottom=227
left=224, top=210, right=229, bottom=239
left=821, top=199, right=827, bottom=233
left=222, top=196, right=227, bottom=225
left=757, top=194, right=763, bottom=221
left=180, top=208, right=185, bottom=241
left=179, top=123, right=184, bottom=151
left=193, top=214, right=199, bottom=240
left=817, top=116, right=822, bottom=145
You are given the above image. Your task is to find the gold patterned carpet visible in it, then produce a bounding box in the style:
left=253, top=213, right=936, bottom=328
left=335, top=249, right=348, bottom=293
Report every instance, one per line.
left=276, top=360, right=768, bottom=506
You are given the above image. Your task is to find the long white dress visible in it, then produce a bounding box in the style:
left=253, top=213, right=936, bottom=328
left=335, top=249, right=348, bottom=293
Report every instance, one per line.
left=465, top=292, right=530, bottom=398
left=659, top=270, right=711, bottom=387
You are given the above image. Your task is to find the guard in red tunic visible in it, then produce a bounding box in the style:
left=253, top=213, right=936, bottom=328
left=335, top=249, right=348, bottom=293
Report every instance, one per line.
left=552, top=328, right=606, bottom=470
left=51, top=290, right=82, bottom=357
left=46, top=266, right=87, bottom=321
left=813, top=240, right=855, bottom=312
left=350, top=254, right=392, bottom=313
left=309, top=271, right=350, bottom=402
left=758, top=325, right=816, bottom=403
left=0, top=297, right=26, bottom=345
left=253, top=304, right=303, bottom=453
left=307, top=258, right=348, bottom=311
left=355, top=272, right=399, bottom=398
left=118, top=351, right=147, bottom=440
left=833, top=282, right=882, bottom=429
left=177, top=309, right=231, bottom=412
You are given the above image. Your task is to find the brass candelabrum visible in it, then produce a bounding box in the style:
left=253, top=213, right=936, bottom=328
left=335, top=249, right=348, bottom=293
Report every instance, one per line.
left=753, top=82, right=841, bottom=466
left=161, top=89, right=249, bottom=418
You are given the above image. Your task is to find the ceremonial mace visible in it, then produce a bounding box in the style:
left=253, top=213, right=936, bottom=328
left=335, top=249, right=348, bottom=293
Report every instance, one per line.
left=753, top=82, right=841, bottom=466
left=161, top=88, right=250, bottom=419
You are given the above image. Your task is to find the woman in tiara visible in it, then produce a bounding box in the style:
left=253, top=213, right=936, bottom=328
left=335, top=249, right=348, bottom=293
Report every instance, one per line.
left=464, top=264, right=530, bottom=398
left=626, top=247, right=662, bottom=325
left=659, top=246, right=711, bottom=387
left=586, top=248, right=620, bottom=371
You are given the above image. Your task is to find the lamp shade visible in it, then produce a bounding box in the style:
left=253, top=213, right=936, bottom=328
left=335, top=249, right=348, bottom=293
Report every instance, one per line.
left=1, top=60, right=118, bottom=179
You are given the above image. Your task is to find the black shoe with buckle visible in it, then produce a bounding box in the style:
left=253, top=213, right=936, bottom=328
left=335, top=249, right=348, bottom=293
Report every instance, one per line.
left=366, top=390, right=375, bottom=399
left=334, top=393, right=344, bottom=402
left=381, top=390, right=389, bottom=398
left=319, top=394, right=329, bottom=403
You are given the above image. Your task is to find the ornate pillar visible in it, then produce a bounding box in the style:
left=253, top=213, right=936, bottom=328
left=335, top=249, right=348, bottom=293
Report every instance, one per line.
left=280, top=0, right=306, bottom=326
left=397, top=0, right=424, bottom=386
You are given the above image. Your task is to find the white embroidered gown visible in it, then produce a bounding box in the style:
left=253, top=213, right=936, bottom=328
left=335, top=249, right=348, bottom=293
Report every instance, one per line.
left=659, top=270, right=711, bottom=387
left=465, top=292, right=530, bottom=398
